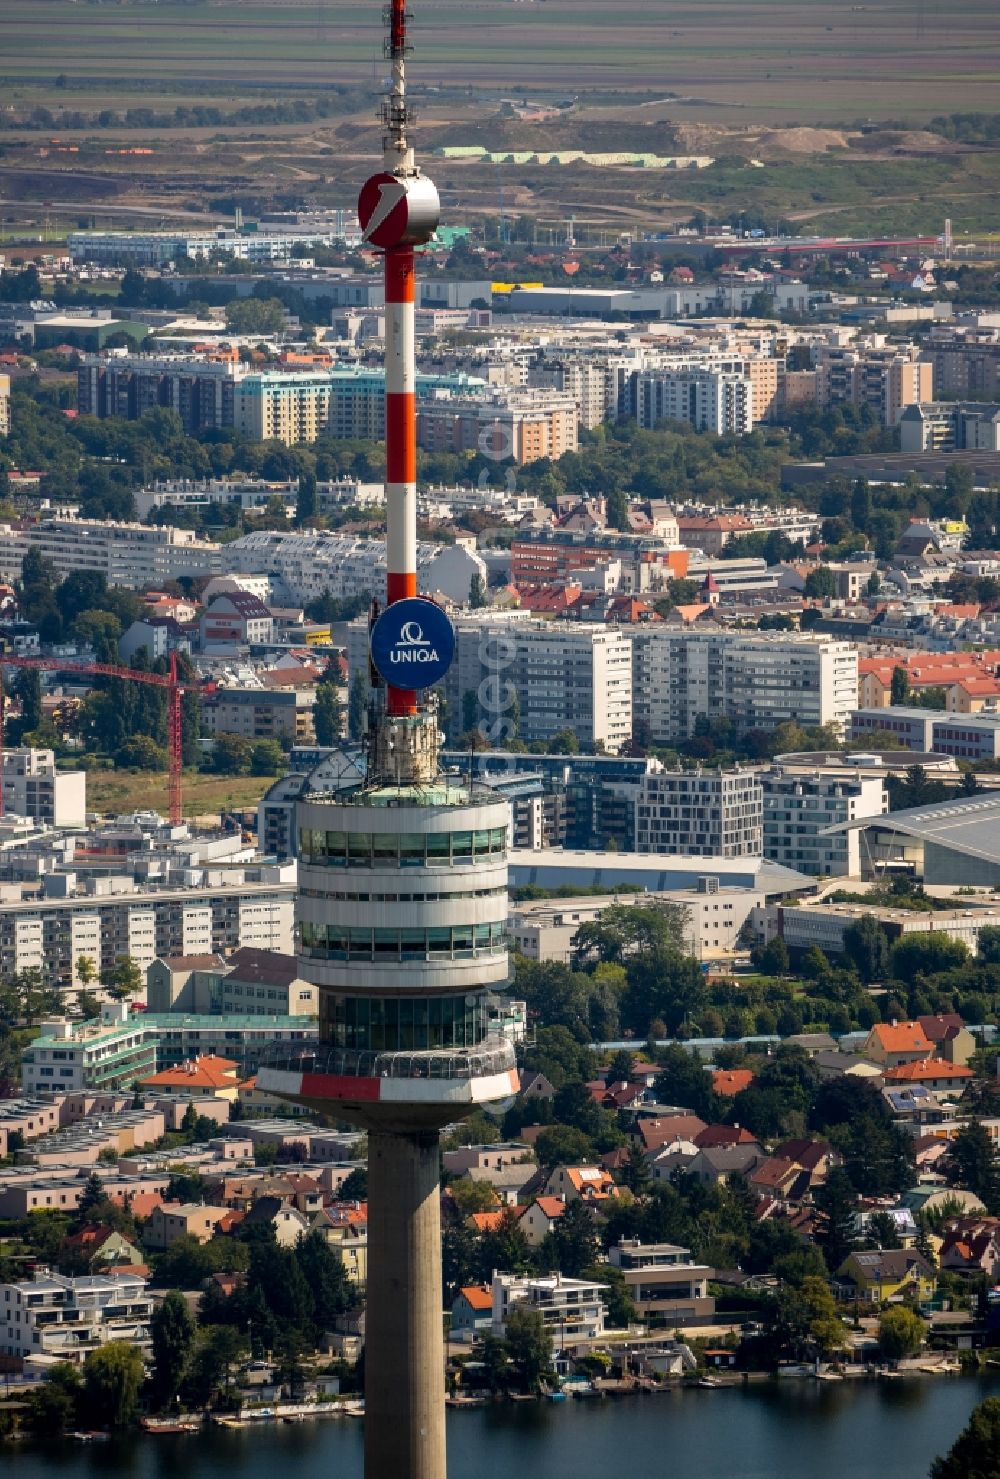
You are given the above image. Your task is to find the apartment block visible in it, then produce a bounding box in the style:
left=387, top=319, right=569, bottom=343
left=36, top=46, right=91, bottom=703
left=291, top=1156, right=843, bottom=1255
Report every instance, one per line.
left=761, top=764, right=887, bottom=877
left=0, top=517, right=223, bottom=588
left=510, top=883, right=762, bottom=964
left=0, top=1270, right=153, bottom=1363
left=78, top=354, right=483, bottom=443
left=1, top=748, right=86, bottom=828
left=637, top=368, right=753, bottom=435
left=438, top=617, right=633, bottom=753
left=899, top=401, right=1000, bottom=453
left=203, top=686, right=316, bottom=744
left=607, top=1240, right=714, bottom=1322
left=21, top=1005, right=316, bottom=1096
left=631, top=629, right=858, bottom=744
left=635, top=769, right=763, bottom=858
left=0, top=878, right=294, bottom=985
left=850, top=707, right=1000, bottom=761
left=491, top=1271, right=606, bottom=1341
left=417, top=391, right=579, bottom=465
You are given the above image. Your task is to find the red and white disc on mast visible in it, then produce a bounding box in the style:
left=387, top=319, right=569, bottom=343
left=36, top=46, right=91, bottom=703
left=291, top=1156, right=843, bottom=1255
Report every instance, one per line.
left=358, top=0, right=440, bottom=717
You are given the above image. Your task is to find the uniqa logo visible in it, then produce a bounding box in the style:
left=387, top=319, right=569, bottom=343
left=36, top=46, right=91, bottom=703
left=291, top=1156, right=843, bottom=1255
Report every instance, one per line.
left=391, top=620, right=439, bottom=664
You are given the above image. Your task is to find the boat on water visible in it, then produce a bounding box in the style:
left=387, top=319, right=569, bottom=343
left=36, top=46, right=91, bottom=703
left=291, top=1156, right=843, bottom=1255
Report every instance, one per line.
left=141, top=1420, right=200, bottom=1434
left=546, top=1390, right=568, bottom=1402
left=696, top=1378, right=721, bottom=1389
left=815, top=1372, right=844, bottom=1383
left=69, top=1432, right=110, bottom=1443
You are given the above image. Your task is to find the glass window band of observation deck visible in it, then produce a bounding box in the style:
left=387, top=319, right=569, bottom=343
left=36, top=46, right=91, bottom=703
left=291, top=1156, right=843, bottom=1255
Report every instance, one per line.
left=321, top=993, right=489, bottom=1052
left=301, top=920, right=507, bottom=962
left=299, top=826, right=508, bottom=868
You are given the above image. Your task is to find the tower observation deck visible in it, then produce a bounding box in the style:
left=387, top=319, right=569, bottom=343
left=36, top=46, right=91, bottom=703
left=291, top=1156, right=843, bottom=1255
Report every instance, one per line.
left=256, top=4, right=517, bottom=1474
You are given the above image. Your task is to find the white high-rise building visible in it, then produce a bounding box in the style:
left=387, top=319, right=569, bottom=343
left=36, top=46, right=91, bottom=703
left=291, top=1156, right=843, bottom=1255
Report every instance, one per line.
left=637, top=368, right=753, bottom=435
left=440, top=618, right=633, bottom=753
left=635, top=768, right=763, bottom=858
left=631, top=630, right=858, bottom=745
left=762, top=763, right=887, bottom=877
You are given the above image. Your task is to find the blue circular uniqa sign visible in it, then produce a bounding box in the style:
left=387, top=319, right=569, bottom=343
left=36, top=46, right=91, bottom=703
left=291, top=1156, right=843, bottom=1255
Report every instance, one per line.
left=370, top=597, right=455, bottom=689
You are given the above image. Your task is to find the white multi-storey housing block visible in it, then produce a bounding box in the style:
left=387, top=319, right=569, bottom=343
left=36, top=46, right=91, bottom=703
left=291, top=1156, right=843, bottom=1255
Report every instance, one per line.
left=635, top=768, right=763, bottom=858
left=761, top=763, right=887, bottom=877
left=1, top=1269, right=153, bottom=1363
left=631, top=630, right=858, bottom=744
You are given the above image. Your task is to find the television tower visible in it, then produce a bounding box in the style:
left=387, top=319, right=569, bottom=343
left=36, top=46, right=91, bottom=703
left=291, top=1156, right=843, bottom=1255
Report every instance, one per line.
left=257, top=6, right=518, bottom=1479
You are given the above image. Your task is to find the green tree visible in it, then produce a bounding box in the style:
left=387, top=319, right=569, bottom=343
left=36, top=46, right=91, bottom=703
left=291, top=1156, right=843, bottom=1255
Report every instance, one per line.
left=606, top=1049, right=636, bottom=1086
left=653, top=1045, right=721, bottom=1121
left=12, top=668, right=42, bottom=741
left=504, top=1306, right=553, bottom=1392
left=573, top=902, right=687, bottom=966
left=224, top=297, right=286, bottom=334
left=26, top=1362, right=81, bottom=1434
left=314, top=682, right=343, bottom=746
left=950, top=1121, right=1000, bottom=1213
left=117, top=734, right=169, bottom=770
left=752, top=937, right=789, bottom=976
left=295, top=470, right=318, bottom=525
left=533, top=1124, right=594, bottom=1169
left=77, top=990, right=101, bottom=1020
left=891, top=665, right=911, bottom=705
left=842, top=914, right=890, bottom=984
left=879, top=1305, right=925, bottom=1362
left=469, top=573, right=488, bottom=609
left=803, top=566, right=836, bottom=599
left=348, top=669, right=368, bottom=741
left=545, top=1199, right=599, bottom=1278
left=212, top=732, right=254, bottom=775
left=101, top=955, right=143, bottom=1001
left=151, top=1289, right=196, bottom=1408
left=76, top=954, right=97, bottom=986
left=250, top=739, right=284, bottom=776
left=978, top=926, right=1000, bottom=966
left=814, top=1167, right=859, bottom=1272
left=549, top=728, right=580, bottom=755
left=931, top=1396, right=1000, bottom=1479
left=890, top=934, right=969, bottom=985
left=83, top=1341, right=145, bottom=1428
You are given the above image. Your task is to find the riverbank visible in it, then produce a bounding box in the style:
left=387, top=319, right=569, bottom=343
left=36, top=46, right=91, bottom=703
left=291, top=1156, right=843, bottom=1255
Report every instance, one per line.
left=5, top=1374, right=1000, bottom=1479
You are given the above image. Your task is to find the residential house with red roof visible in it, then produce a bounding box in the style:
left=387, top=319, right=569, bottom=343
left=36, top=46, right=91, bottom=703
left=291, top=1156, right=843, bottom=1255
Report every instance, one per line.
left=518, top=1196, right=568, bottom=1248
left=451, top=1285, right=494, bottom=1340
left=883, top=1059, right=973, bottom=1095
left=939, top=1217, right=1000, bottom=1278
left=863, top=1021, right=934, bottom=1069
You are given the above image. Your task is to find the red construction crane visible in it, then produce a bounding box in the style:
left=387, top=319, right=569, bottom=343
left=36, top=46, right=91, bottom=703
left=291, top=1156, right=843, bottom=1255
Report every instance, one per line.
left=0, top=651, right=184, bottom=825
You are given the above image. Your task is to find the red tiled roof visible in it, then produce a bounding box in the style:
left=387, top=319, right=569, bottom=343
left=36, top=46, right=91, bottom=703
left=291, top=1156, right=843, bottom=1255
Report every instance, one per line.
left=711, top=1068, right=754, bottom=1097
left=884, top=1058, right=973, bottom=1082
left=457, top=1286, right=493, bottom=1311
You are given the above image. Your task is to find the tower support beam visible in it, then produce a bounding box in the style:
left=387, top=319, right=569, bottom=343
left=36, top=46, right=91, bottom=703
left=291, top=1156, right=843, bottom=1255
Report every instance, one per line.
left=365, top=1128, right=447, bottom=1479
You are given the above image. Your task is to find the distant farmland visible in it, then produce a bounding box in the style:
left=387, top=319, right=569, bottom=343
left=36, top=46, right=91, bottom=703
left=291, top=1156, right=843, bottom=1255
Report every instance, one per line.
left=4, top=0, right=1000, bottom=123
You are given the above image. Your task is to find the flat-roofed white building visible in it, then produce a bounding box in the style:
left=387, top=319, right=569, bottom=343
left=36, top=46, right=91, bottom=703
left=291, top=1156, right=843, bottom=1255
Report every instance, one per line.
left=0, top=1269, right=153, bottom=1362
left=1, top=749, right=86, bottom=829
left=510, top=883, right=763, bottom=963
left=635, top=768, right=763, bottom=858
left=491, top=1271, right=607, bottom=1342
left=632, top=629, right=858, bottom=744
left=762, top=762, right=887, bottom=877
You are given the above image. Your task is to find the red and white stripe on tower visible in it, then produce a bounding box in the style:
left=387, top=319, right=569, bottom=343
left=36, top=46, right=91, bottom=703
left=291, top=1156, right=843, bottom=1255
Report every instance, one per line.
left=357, top=0, right=439, bottom=716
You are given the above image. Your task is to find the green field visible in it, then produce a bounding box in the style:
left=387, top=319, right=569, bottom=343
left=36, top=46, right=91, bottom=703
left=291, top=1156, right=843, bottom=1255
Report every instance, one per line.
left=1, top=0, right=999, bottom=241
left=3, top=0, right=1000, bottom=122
left=88, top=768, right=269, bottom=823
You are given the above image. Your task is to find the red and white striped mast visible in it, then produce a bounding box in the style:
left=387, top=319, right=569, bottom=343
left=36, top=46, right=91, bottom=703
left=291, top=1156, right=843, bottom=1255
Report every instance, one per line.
left=358, top=0, right=440, bottom=720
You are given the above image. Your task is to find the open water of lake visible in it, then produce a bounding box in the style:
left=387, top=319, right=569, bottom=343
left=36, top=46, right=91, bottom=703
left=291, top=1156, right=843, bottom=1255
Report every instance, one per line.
left=6, top=1375, right=1000, bottom=1479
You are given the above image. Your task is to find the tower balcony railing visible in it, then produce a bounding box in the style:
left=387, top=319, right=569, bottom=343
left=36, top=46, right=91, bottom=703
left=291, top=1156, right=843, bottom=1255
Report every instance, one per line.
left=259, top=1036, right=516, bottom=1083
